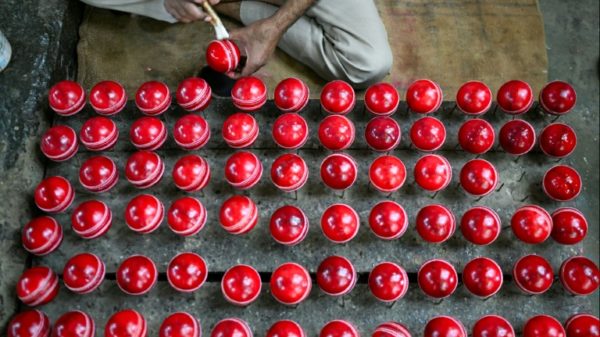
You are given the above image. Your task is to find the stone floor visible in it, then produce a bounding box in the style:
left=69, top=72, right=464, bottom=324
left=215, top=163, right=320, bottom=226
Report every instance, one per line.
left=0, top=0, right=598, bottom=334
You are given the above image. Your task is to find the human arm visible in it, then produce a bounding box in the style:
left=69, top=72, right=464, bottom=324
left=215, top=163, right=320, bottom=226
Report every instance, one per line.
left=164, top=0, right=220, bottom=23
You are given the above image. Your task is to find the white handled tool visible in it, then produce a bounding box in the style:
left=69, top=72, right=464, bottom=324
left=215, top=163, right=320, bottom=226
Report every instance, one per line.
left=202, top=2, right=229, bottom=40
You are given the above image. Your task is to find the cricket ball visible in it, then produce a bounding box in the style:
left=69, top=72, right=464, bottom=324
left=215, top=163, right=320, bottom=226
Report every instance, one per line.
left=225, top=151, right=263, bottom=189
left=167, top=197, right=207, bottom=236
left=551, top=207, right=588, bottom=245
left=460, top=206, right=501, bottom=245
left=16, top=266, right=59, bottom=306
left=167, top=252, right=208, bottom=292
left=321, top=203, right=360, bottom=244
left=543, top=165, right=582, bottom=201
left=318, top=115, right=355, bottom=151
left=369, top=155, right=407, bottom=193
left=125, top=194, right=164, bottom=234
left=79, top=155, right=119, bottom=193
left=52, top=311, right=95, bottom=337
left=457, top=119, right=495, bottom=154
left=269, top=205, right=309, bottom=246
left=206, top=39, right=241, bottom=73
left=135, top=81, right=171, bottom=116
left=48, top=80, right=86, bottom=116
left=21, top=216, right=63, bottom=256
left=89, top=80, right=127, bottom=115
left=522, top=315, right=565, bottom=337
left=496, top=80, right=533, bottom=115
left=365, top=116, right=401, bottom=152
left=231, top=76, right=267, bottom=112
left=270, top=262, right=312, bottom=305
left=539, top=123, right=577, bottom=158
left=6, top=310, right=50, bottom=337
left=267, top=321, right=306, bottom=337
left=219, top=195, right=258, bottom=235
left=417, top=259, right=458, bottom=298
left=321, top=80, right=355, bottom=115
left=365, top=82, right=400, bottom=116
left=270, top=153, right=308, bottom=192
left=71, top=200, right=112, bottom=239
left=409, top=116, right=446, bottom=151
left=272, top=113, right=309, bottom=149
left=222, top=112, right=259, bottom=148
left=456, top=81, right=492, bottom=115
left=176, top=77, right=212, bottom=112
left=210, top=319, right=252, bottom=337
left=316, top=255, right=357, bottom=297
left=80, top=116, right=118, bottom=151
left=174, top=114, right=211, bottom=150
left=320, top=321, right=359, bottom=337
left=105, top=309, right=147, bottom=337
left=274, top=78, right=310, bottom=113
left=368, top=262, right=409, bottom=302
left=415, top=204, right=456, bottom=243
left=472, top=315, right=515, bottom=337
left=62, top=252, right=105, bottom=294
left=159, top=312, right=200, bottom=337
left=413, top=154, right=452, bottom=192
left=565, top=314, right=599, bottom=337
left=125, top=150, right=165, bottom=189
left=406, top=79, right=443, bottom=114
left=40, top=125, right=79, bottom=161
left=539, top=80, right=577, bottom=115
left=462, top=257, right=503, bottom=298
left=130, top=116, right=167, bottom=151
left=511, top=205, right=553, bottom=244
left=34, top=176, right=74, bottom=213
left=116, top=255, right=157, bottom=295
left=172, top=154, right=211, bottom=192
left=499, top=119, right=536, bottom=155
left=320, top=153, right=357, bottom=190
left=560, top=256, right=599, bottom=296
left=459, top=159, right=498, bottom=197
left=372, top=322, right=412, bottom=337
left=221, top=264, right=262, bottom=306
left=512, top=254, right=554, bottom=295
left=368, top=200, right=408, bottom=240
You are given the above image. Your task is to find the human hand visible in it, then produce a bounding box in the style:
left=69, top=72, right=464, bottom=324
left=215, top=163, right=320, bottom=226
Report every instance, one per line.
left=164, top=0, right=220, bottom=23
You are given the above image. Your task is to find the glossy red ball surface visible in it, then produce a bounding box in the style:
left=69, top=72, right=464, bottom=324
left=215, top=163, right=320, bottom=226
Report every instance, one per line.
left=206, top=39, right=241, bottom=73
left=543, top=165, right=582, bottom=201
left=231, top=76, right=267, bottom=112
left=269, top=205, right=309, bottom=246
left=462, top=257, right=503, bottom=298
left=512, top=254, right=554, bottom=294
left=365, top=82, right=400, bottom=116
left=460, top=206, right=501, bottom=245
left=210, top=319, right=252, bottom=337
left=551, top=207, right=588, bottom=245
left=79, top=155, right=118, bottom=193
left=274, top=78, right=309, bottom=113
left=270, top=262, right=312, bottom=305
left=167, top=252, right=208, bottom=293
left=368, top=201, right=408, bottom=240
left=409, top=117, right=446, bottom=151
left=267, top=320, right=305, bottom=337
left=48, top=80, right=86, bottom=116
left=318, top=115, right=355, bottom=151
left=511, top=205, right=552, bottom=244
left=272, top=113, right=308, bottom=149
left=472, top=315, right=515, bottom=337
left=63, top=252, right=105, bottom=294
left=560, top=256, right=599, bottom=296
left=320, top=321, right=359, bottom=337
left=271, top=153, right=308, bottom=192
left=79, top=116, right=118, bottom=151
left=565, top=314, right=600, bottom=337
left=125, top=194, right=164, bottom=234
left=159, top=312, right=200, bottom=337
left=321, top=80, right=355, bottom=115
left=222, top=112, right=259, bottom=148
left=221, top=264, right=262, bottom=305
left=365, top=116, right=401, bottom=152
left=167, top=197, right=207, bottom=236
left=174, top=114, right=210, bottom=150
left=499, top=119, right=536, bottom=155
left=540, top=80, right=577, bottom=115
left=130, top=116, right=167, bottom=151
left=413, top=154, right=452, bottom=192
left=71, top=199, right=112, bottom=239
left=40, top=125, right=78, bottom=161
left=125, top=151, right=165, bottom=188
left=368, top=262, right=409, bottom=302
left=522, top=315, right=565, bottom=337
left=135, top=81, right=171, bottom=116
left=316, top=255, right=357, bottom=296
left=372, top=322, right=411, bottom=337
left=116, top=255, right=158, bottom=295
left=457, top=119, right=495, bottom=154
left=369, top=155, right=406, bottom=193
left=89, top=80, right=126, bottom=115
left=456, top=81, right=492, bottom=115
left=105, top=309, right=147, bottom=337
left=7, top=310, right=50, bottom=337
left=219, top=195, right=258, bottom=235
left=418, top=259, right=458, bottom=298
left=415, top=204, right=456, bottom=243
left=540, top=123, right=577, bottom=158
left=321, top=204, right=360, bottom=243
left=176, top=77, right=212, bottom=112
left=406, top=79, right=443, bottom=114
left=16, top=266, right=59, bottom=306
left=459, top=159, right=498, bottom=196
left=172, top=154, right=211, bottom=192
left=34, top=176, right=74, bottom=213
left=320, top=153, right=357, bottom=190
left=52, top=311, right=95, bottom=337
left=225, top=151, right=262, bottom=189
left=496, top=80, right=533, bottom=115
left=21, top=216, right=63, bottom=256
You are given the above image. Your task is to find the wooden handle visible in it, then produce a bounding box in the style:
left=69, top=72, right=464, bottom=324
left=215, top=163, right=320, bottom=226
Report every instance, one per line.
left=202, top=2, right=222, bottom=26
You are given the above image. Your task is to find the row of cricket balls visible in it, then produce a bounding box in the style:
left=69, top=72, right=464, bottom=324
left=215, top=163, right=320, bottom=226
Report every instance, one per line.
left=8, top=309, right=598, bottom=337
left=15, top=253, right=600, bottom=307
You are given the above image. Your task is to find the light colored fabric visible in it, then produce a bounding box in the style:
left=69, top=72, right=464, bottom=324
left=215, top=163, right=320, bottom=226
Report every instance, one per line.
left=80, top=0, right=176, bottom=22
left=240, top=0, right=393, bottom=88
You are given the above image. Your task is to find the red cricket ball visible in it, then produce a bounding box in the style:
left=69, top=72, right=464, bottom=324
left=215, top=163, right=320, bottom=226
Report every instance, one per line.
left=63, top=252, right=105, bottom=294
left=560, top=256, right=599, bottom=296
left=409, top=116, right=446, bottom=151
left=365, top=82, right=400, bottom=116
left=522, top=315, right=565, bottom=337
left=511, top=205, right=552, bottom=244
left=539, top=80, right=577, bottom=115
left=270, top=153, right=308, bottom=192
left=105, top=309, right=147, bottom=337
left=565, top=314, right=600, bottom=337
left=267, top=320, right=306, bottom=337
left=274, top=78, right=310, bottom=113
left=48, top=80, right=86, bottom=116
left=365, top=116, right=401, bottom=152
left=7, top=310, right=50, bottom=337
left=457, top=119, right=495, bottom=154
left=368, top=200, right=408, bottom=240
left=372, top=322, right=412, bottom=337
left=320, top=80, right=355, bottom=115
left=413, top=154, right=452, bottom=192
left=462, top=257, right=503, bottom=298
left=80, top=116, right=118, bottom=151
left=320, top=321, right=359, bottom=337
left=418, top=259, right=458, bottom=298
left=539, top=123, right=577, bottom=158
left=71, top=199, right=112, bottom=239
left=52, top=311, right=95, bottom=337
left=472, top=315, right=515, bottom=337
left=174, top=114, right=210, bottom=150
left=456, top=81, right=492, bottom=115
left=321, top=203, right=360, bottom=243
left=135, top=81, right=171, bottom=116
left=499, top=119, right=536, bottom=155
left=406, top=79, right=443, bottom=114
left=159, top=312, right=200, bottom=337
left=222, top=112, right=259, bottom=148
left=34, top=176, right=74, bottom=213
left=125, top=194, right=164, bottom=234
left=269, top=205, right=309, bottom=246
left=21, top=216, right=63, bottom=256
left=415, top=204, right=456, bottom=243
left=512, top=254, right=554, bottom=295
left=318, top=115, right=355, bottom=151
left=79, top=155, right=119, bottom=193
left=320, top=153, right=357, bottom=190
left=206, top=39, right=241, bottom=73
left=90, top=80, right=127, bottom=115
left=272, top=113, right=309, bottom=149
left=172, top=154, right=211, bottom=192
left=210, top=319, right=252, bottom=337
left=130, top=116, right=167, bottom=151
left=543, top=165, right=582, bottom=201
left=225, top=151, right=263, bottom=189
left=167, top=252, right=208, bottom=292
left=551, top=207, right=588, bottom=245
left=270, top=262, right=312, bottom=305
left=125, top=150, right=165, bottom=189
left=221, top=264, right=262, bottom=306
left=496, top=80, right=533, bottom=115
left=219, top=195, right=258, bottom=235
left=116, top=255, right=157, bottom=295
left=460, top=206, right=501, bottom=245
left=40, top=125, right=79, bottom=161
left=316, top=255, right=357, bottom=296
left=167, top=197, right=207, bottom=236
left=231, top=76, right=267, bottom=112
left=368, top=262, right=409, bottom=302
left=369, top=155, right=406, bottom=193
left=459, top=159, right=498, bottom=197
left=176, top=77, right=212, bottom=112
left=16, top=266, right=59, bottom=306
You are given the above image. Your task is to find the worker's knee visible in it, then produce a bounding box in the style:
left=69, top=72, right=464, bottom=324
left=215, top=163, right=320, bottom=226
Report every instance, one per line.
left=338, top=42, right=393, bottom=89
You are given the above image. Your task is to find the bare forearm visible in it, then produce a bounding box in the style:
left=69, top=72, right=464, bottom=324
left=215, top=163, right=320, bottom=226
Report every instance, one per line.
left=269, top=0, right=316, bottom=35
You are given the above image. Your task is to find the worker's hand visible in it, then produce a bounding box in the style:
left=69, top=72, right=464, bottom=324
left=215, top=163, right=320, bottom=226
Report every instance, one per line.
left=165, top=0, right=220, bottom=23
left=228, top=18, right=283, bottom=78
